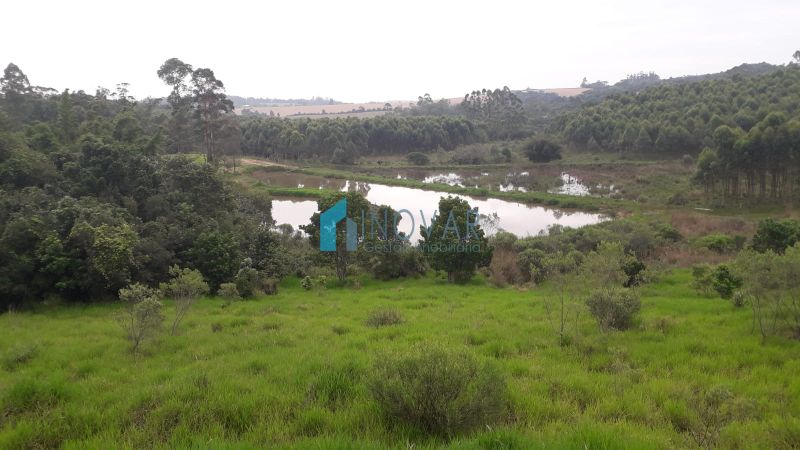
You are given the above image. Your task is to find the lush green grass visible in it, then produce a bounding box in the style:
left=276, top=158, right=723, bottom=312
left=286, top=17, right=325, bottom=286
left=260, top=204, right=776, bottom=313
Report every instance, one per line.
left=1, top=270, right=799, bottom=449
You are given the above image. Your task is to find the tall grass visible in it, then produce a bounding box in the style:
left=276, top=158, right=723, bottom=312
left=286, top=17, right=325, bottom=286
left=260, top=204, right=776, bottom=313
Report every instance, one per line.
left=0, top=271, right=799, bottom=448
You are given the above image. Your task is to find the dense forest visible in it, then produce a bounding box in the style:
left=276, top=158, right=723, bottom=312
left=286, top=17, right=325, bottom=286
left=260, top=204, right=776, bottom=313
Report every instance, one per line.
left=552, top=65, right=800, bottom=156
left=0, top=61, right=292, bottom=308
left=550, top=63, right=800, bottom=200
left=238, top=86, right=529, bottom=163
left=240, top=115, right=480, bottom=163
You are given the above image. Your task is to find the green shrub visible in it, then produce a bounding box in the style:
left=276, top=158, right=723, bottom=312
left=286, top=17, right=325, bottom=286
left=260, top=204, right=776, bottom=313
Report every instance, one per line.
left=622, top=258, right=647, bottom=287
left=691, top=264, right=714, bottom=296
left=234, top=258, right=260, bottom=298
left=523, top=138, right=562, bottom=163
left=751, top=218, right=800, bottom=253
left=655, top=223, right=682, bottom=242
left=406, top=152, right=430, bottom=165
left=160, top=265, right=209, bottom=335
left=260, top=277, right=278, bottom=295
left=731, top=290, right=748, bottom=308
left=711, top=264, right=742, bottom=299
left=367, top=246, right=427, bottom=280
left=369, top=344, right=507, bottom=437
left=117, top=283, right=164, bottom=353
left=698, top=234, right=744, bottom=254
left=585, top=288, right=641, bottom=331
left=218, top=282, right=240, bottom=300
left=301, top=276, right=313, bottom=290
left=690, top=385, right=735, bottom=448
left=365, top=308, right=404, bottom=327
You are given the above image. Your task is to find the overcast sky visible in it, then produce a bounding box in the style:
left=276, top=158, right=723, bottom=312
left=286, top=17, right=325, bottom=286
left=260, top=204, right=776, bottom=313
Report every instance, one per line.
left=1, top=0, right=798, bottom=103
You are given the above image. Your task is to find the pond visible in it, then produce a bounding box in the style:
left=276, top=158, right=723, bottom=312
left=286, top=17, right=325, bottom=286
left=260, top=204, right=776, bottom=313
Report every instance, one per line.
left=264, top=172, right=607, bottom=241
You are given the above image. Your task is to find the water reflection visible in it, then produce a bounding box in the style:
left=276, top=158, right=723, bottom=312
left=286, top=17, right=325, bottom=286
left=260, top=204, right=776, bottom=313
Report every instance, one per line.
left=270, top=178, right=606, bottom=242
left=548, top=172, right=591, bottom=196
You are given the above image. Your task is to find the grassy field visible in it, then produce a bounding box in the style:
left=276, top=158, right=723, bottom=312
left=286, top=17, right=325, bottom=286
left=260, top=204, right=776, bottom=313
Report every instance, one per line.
left=2, top=270, right=799, bottom=449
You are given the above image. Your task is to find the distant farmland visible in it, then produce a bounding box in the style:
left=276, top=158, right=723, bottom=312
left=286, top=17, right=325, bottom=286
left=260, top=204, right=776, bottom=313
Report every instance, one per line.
left=237, top=100, right=419, bottom=118
left=236, top=88, right=589, bottom=118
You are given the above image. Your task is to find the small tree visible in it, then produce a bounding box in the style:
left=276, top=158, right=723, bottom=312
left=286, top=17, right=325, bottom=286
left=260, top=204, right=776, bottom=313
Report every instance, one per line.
left=735, top=245, right=800, bottom=340
left=118, top=283, right=164, bottom=353
left=523, top=138, right=562, bottom=163
left=420, top=196, right=492, bottom=283
left=691, top=264, right=714, bottom=296
left=751, top=218, right=800, bottom=254
left=160, top=265, right=209, bottom=335
left=711, top=264, right=742, bottom=300
left=302, top=191, right=371, bottom=281
left=580, top=241, right=631, bottom=291
left=235, top=258, right=260, bottom=298
left=541, top=251, right=582, bottom=346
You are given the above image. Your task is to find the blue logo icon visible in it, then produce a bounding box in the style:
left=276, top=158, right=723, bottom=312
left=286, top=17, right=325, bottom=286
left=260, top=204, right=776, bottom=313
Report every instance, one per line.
left=320, top=198, right=357, bottom=252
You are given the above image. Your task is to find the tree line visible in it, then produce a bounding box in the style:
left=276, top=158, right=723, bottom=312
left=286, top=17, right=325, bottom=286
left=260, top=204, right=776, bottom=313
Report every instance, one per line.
left=551, top=64, right=800, bottom=156
left=0, top=61, right=288, bottom=308
left=239, top=115, right=480, bottom=163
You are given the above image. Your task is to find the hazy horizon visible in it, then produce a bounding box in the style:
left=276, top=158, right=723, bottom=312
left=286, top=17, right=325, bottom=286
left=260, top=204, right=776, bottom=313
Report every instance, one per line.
left=2, top=0, right=798, bottom=103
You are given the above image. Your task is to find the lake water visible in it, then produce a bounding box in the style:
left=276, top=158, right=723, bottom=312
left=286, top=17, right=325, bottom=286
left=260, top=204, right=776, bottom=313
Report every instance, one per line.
left=267, top=175, right=607, bottom=241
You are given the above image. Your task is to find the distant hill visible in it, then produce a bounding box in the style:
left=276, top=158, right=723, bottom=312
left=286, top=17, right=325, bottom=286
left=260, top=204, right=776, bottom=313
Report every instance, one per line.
left=550, top=63, right=800, bottom=155
left=577, top=62, right=783, bottom=101
left=229, top=96, right=340, bottom=108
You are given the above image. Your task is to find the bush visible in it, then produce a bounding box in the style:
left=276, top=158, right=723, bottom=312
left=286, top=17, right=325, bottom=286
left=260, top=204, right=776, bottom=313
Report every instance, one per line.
left=585, top=288, right=641, bottom=331
left=731, top=290, right=748, bottom=308
left=711, top=264, right=742, bottom=299
left=367, top=246, right=427, bottom=280
left=369, top=344, right=507, bottom=437
left=261, top=277, right=278, bottom=295
left=667, top=192, right=688, bottom=206
left=698, top=234, right=743, bottom=254
left=517, top=248, right=547, bottom=283
left=406, top=152, right=430, bottom=165
left=622, top=258, right=647, bottom=287
left=117, top=283, right=164, bottom=353
left=235, top=258, right=260, bottom=298
left=218, top=283, right=240, bottom=300
left=301, top=276, right=313, bottom=290
left=365, top=308, right=404, bottom=327
left=751, top=218, right=800, bottom=253
left=488, top=248, right=523, bottom=286
left=691, top=264, right=714, bottom=296
left=655, top=223, right=683, bottom=242
left=160, top=265, right=209, bottom=335
left=523, top=138, right=562, bottom=163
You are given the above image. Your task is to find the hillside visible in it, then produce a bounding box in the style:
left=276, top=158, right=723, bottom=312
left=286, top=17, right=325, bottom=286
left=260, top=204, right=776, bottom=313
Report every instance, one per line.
left=551, top=65, right=800, bottom=155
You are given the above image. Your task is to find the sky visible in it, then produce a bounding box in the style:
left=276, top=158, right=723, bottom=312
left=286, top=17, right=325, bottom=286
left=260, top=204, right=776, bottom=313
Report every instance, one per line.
left=1, top=0, right=798, bottom=103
